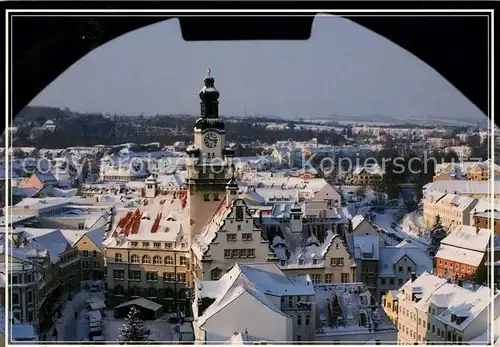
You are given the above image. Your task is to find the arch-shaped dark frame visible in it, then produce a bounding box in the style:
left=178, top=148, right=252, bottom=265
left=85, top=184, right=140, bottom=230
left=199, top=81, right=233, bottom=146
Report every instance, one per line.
left=5, top=7, right=493, bottom=123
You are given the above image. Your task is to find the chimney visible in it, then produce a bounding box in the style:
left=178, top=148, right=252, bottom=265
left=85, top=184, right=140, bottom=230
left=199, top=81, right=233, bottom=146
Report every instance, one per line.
left=476, top=224, right=480, bottom=234
left=259, top=210, right=263, bottom=225
left=411, top=272, right=417, bottom=282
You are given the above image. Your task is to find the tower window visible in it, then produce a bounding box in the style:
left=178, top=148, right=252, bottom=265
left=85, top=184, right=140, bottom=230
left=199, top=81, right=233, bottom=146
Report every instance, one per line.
left=203, top=193, right=210, bottom=201
left=236, top=206, right=244, bottom=221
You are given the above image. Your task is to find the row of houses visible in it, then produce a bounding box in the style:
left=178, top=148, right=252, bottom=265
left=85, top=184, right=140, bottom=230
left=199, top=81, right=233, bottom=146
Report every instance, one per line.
left=383, top=271, right=499, bottom=345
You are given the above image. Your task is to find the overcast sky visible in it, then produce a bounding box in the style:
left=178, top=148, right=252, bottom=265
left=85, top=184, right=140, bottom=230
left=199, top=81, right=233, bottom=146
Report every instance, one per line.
left=29, top=14, right=486, bottom=124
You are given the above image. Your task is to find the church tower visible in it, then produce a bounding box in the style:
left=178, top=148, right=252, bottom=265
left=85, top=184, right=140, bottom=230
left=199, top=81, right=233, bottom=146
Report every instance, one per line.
left=186, top=69, right=235, bottom=239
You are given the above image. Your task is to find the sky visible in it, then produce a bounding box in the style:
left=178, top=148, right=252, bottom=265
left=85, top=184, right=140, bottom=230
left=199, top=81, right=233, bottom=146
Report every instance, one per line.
left=29, top=14, right=487, bottom=124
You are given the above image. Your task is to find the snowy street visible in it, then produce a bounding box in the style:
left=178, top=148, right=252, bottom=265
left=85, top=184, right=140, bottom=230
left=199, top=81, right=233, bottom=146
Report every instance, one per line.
left=42, top=287, right=179, bottom=342
left=45, top=289, right=104, bottom=342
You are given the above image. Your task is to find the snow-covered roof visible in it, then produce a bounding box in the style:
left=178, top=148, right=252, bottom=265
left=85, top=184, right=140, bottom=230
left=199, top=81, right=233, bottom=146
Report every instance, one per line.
left=157, top=171, right=186, bottom=189
left=243, top=188, right=299, bottom=205
left=20, top=228, right=73, bottom=262
left=353, top=235, right=379, bottom=260
left=351, top=214, right=366, bottom=231
left=196, top=263, right=313, bottom=327
left=34, top=170, right=57, bottom=183
left=314, top=283, right=396, bottom=335
left=472, top=198, right=500, bottom=214
left=51, top=187, right=78, bottom=198
left=378, top=246, right=433, bottom=277
left=352, top=164, right=384, bottom=176
left=13, top=196, right=85, bottom=210
left=436, top=193, right=477, bottom=211
left=400, top=272, right=447, bottom=300
left=11, top=186, right=40, bottom=198
left=423, top=180, right=500, bottom=195
left=435, top=245, right=485, bottom=267
left=429, top=285, right=496, bottom=331
left=115, top=297, right=162, bottom=312
left=441, top=225, right=491, bottom=252
left=104, top=190, right=188, bottom=248
left=270, top=227, right=355, bottom=269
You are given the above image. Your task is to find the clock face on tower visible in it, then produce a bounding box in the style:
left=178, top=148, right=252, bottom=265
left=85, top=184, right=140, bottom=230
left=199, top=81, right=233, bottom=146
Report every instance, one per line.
left=204, top=132, right=219, bottom=148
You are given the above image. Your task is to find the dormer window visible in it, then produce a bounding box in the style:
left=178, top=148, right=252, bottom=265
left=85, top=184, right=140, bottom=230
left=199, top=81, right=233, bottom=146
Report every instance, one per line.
left=280, top=259, right=287, bottom=266
left=312, top=257, right=318, bottom=265
left=298, top=256, right=304, bottom=265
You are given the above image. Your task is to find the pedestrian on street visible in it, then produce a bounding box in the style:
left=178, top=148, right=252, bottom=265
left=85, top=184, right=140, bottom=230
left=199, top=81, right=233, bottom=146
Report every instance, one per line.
left=74, top=311, right=78, bottom=320
left=53, top=327, right=58, bottom=341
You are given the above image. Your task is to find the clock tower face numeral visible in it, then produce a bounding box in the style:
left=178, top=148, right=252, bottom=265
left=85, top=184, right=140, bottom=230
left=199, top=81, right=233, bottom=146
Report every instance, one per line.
left=204, top=132, right=219, bottom=148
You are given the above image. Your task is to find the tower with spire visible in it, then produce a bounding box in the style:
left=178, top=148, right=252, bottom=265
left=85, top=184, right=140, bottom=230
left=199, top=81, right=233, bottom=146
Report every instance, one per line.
left=186, top=69, right=235, bottom=239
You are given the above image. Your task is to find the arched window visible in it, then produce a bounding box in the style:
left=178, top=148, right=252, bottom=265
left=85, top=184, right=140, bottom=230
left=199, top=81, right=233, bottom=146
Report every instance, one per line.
left=236, top=206, right=244, bottom=221
left=165, top=256, right=174, bottom=265
left=178, top=288, right=186, bottom=300
left=153, top=256, right=162, bottom=265
left=114, top=285, right=124, bottom=296
left=131, top=254, right=139, bottom=263
left=142, top=255, right=151, bottom=264
left=148, top=287, right=157, bottom=298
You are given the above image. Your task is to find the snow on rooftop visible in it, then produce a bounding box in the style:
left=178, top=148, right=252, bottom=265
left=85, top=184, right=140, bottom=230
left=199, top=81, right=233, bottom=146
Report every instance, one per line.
left=435, top=244, right=485, bottom=267
left=401, top=272, right=448, bottom=302
left=196, top=263, right=313, bottom=327
left=352, top=164, right=384, bottom=176
left=105, top=190, right=189, bottom=248
left=424, top=180, right=500, bottom=195
left=115, top=297, right=162, bottom=311
left=430, top=285, right=496, bottom=330
left=271, top=228, right=351, bottom=269
left=436, top=193, right=477, bottom=211
left=351, top=214, right=366, bottom=230
left=441, top=225, right=491, bottom=252
left=353, top=236, right=380, bottom=260
left=51, top=187, right=78, bottom=197
left=472, top=198, right=500, bottom=214
left=378, top=246, right=433, bottom=277
left=20, top=228, right=72, bottom=262
left=314, top=283, right=395, bottom=335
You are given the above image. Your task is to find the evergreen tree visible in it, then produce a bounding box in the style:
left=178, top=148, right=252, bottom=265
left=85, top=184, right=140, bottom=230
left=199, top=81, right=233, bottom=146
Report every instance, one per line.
left=118, top=306, right=150, bottom=344
left=429, top=215, right=447, bottom=256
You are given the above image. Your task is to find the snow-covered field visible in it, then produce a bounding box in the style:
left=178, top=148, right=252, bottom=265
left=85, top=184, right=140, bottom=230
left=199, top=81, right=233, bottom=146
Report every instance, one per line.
left=371, top=208, right=430, bottom=248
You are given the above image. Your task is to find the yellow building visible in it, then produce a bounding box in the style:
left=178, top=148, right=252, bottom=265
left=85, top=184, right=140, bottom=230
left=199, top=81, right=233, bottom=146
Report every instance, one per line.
left=466, top=159, right=500, bottom=181
left=422, top=193, right=477, bottom=230
left=350, top=165, right=384, bottom=186
left=103, top=189, right=191, bottom=312
left=382, top=290, right=399, bottom=326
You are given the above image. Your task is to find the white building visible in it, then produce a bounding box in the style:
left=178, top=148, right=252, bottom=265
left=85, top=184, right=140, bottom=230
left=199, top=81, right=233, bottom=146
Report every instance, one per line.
left=396, top=271, right=500, bottom=344
left=192, top=263, right=315, bottom=343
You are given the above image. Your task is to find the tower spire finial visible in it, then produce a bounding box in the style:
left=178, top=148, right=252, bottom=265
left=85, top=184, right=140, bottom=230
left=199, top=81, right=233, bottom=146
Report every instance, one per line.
left=207, top=66, right=211, bottom=77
